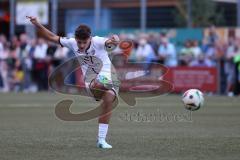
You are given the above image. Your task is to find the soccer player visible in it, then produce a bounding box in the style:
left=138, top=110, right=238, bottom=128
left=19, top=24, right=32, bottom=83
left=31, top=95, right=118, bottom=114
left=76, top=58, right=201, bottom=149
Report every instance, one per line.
left=27, top=16, right=120, bottom=149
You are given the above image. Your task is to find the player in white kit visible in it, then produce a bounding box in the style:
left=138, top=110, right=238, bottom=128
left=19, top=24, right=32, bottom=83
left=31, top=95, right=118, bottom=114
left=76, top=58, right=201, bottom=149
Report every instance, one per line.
left=27, top=16, right=120, bottom=149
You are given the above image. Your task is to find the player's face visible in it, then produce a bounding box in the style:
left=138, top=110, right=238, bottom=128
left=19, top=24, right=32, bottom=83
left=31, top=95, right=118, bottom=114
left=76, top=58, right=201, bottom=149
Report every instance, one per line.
left=76, top=37, right=91, bottom=52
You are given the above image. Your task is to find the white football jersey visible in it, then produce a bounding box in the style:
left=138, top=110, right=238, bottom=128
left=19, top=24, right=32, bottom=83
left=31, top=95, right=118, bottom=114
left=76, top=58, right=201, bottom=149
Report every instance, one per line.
left=59, top=36, right=112, bottom=83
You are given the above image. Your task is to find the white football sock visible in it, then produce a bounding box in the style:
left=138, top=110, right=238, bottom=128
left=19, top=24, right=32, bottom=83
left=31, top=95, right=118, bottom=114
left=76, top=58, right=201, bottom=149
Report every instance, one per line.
left=98, top=123, right=109, bottom=142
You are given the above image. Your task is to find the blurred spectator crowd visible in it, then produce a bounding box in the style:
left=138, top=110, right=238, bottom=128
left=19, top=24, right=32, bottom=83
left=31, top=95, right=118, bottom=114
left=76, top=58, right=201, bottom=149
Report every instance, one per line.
left=0, top=33, right=71, bottom=93
left=0, top=26, right=240, bottom=95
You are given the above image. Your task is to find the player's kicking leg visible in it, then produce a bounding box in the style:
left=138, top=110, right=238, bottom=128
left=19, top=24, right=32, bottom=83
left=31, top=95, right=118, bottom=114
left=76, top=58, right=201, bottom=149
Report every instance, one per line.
left=89, top=79, right=117, bottom=149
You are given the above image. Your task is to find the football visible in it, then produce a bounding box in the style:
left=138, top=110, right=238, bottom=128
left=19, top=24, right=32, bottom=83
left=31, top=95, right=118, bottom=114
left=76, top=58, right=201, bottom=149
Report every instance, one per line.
left=182, top=89, right=204, bottom=111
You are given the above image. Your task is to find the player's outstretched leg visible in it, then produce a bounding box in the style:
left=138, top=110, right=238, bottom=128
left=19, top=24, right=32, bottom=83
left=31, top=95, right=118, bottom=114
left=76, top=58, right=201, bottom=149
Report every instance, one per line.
left=97, top=90, right=116, bottom=149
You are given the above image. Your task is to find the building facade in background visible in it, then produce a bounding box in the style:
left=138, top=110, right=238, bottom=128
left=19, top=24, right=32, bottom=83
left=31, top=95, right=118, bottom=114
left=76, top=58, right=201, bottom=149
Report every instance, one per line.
left=0, top=0, right=238, bottom=37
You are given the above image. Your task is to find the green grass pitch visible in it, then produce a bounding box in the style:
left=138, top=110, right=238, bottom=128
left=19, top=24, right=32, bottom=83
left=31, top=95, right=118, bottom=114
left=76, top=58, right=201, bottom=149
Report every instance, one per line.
left=0, top=93, right=240, bottom=160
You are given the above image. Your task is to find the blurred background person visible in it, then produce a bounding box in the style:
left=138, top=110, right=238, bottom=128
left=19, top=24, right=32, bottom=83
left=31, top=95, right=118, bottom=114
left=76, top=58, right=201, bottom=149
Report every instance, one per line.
left=204, top=25, right=220, bottom=67
left=0, top=34, right=10, bottom=92
left=191, top=40, right=202, bottom=59
left=135, top=38, right=155, bottom=62
left=190, top=54, right=213, bottom=67
left=0, top=34, right=4, bottom=90
left=32, top=38, right=48, bottom=91
left=157, top=32, right=177, bottom=67
left=17, top=33, right=33, bottom=93
left=135, top=37, right=156, bottom=74
left=178, top=40, right=193, bottom=66
left=233, top=44, right=240, bottom=95
left=9, top=59, right=24, bottom=92
left=224, top=37, right=237, bottom=96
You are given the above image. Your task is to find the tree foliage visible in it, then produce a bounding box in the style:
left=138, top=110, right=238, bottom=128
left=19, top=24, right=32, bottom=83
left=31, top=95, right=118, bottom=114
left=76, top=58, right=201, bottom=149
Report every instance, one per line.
left=175, top=0, right=225, bottom=27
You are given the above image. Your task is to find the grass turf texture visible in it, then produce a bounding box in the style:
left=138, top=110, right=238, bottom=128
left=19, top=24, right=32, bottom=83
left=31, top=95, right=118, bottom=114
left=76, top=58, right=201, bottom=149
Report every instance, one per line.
left=0, top=93, right=240, bottom=160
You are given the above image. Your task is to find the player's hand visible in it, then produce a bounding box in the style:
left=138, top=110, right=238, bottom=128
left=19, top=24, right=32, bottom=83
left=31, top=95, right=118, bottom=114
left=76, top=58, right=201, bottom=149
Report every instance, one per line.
left=26, top=16, right=40, bottom=26
left=105, top=35, right=120, bottom=52
left=109, top=34, right=120, bottom=44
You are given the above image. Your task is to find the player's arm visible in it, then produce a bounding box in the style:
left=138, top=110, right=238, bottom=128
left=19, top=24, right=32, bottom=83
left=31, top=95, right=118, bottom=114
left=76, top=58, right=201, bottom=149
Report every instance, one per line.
left=26, top=16, right=59, bottom=44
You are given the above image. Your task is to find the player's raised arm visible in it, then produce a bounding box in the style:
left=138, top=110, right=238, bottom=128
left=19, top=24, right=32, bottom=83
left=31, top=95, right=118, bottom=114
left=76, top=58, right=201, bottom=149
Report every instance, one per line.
left=26, top=16, right=59, bottom=44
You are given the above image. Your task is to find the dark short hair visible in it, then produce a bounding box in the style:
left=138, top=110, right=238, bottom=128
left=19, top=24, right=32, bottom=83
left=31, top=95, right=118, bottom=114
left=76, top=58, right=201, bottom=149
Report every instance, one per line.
left=75, top=24, right=91, bottom=40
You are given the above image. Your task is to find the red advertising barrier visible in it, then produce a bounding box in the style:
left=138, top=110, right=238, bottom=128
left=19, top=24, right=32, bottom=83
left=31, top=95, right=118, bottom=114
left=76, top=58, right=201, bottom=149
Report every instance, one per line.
left=75, top=65, right=218, bottom=93
left=163, top=67, right=218, bottom=93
